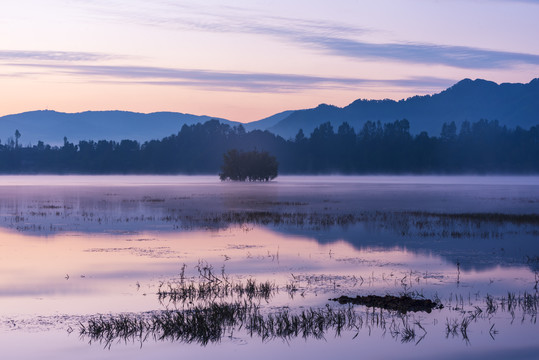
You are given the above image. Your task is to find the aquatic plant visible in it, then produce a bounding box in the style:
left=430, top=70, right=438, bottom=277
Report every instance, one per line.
left=79, top=289, right=538, bottom=348
left=157, top=262, right=279, bottom=305
left=80, top=303, right=417, bottom=347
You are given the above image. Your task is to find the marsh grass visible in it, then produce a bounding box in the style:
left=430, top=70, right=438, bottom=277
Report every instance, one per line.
left=80, top=302, right=256, bottom=347
left=80, top=303, right=426, bottom=347
left=443, top=291, right=538, bottom=344
left=9, top=198, right=538, bottom=241
left=79, top=287, right=539, bottom=348
left=99, top=262, right=538, bottom=348
left=157, top=262, right=279, bottom=306
left=500, top=291, right=538, bottom=323
left=187, top=210, right=539, bottom=236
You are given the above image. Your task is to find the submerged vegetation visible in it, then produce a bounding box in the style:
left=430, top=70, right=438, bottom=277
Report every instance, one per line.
left=197, top=210, right=539, bottom=230
left=79, top=261, right=539, bottom=349
left=79, top=266, right=538, bottom=348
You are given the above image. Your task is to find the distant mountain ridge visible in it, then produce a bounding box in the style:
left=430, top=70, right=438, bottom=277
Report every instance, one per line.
left=1, top=78, right=537, bottom=145
left=266, top=78, right=539, bottom=138
left=243, top=110, right=295, bottom=132
left=0, top=110, right=238, bottom=145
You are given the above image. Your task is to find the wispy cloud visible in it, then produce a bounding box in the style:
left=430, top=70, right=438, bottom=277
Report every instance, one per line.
left=6, top=39, right=533, bottom=71
left=302, top=37, right=539, bottom=69
left=73, top=0, right=368, bottom=39
left=0, top=50, right=114, bottom=62
left=8, top=62, right=456, bottom=93
left=69, top=1, right=539, bottom=70
left=495, top=0, right=539, bottom=4
left=212, top=13, right=539, bottom=69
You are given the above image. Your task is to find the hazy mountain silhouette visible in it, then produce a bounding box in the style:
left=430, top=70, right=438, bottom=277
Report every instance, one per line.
left=243, top=110, right=296, bottom=132
left=0, top=110, right=237, bottom=145
left=1, top=78, right=537, bottom=145
left=266, top=78, right=539, bottom=138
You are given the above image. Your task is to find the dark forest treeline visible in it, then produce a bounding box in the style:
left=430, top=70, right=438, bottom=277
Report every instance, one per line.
left=0, top=119, right=537, bottom=174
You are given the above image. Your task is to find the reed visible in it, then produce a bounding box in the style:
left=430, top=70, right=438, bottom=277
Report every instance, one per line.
left=157, top=262, right=281, bottom=306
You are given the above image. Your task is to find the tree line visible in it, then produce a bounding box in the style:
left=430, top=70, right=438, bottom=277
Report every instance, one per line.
left=0, top=118, right=537, bottom=174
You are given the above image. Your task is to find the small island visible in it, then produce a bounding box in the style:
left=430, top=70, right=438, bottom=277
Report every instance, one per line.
left=219, top=149, right=278, bottom=182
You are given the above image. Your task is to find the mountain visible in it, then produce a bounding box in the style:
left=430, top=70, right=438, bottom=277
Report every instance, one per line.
left=1, top=78, right=538, bottom=145
left=0, top=110, right=238, bottom=146
left=243, top=110, right=296, bottom=132
left=265, top=78, right=539, bottom=138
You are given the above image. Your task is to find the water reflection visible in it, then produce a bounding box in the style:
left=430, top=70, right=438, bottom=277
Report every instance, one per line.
left=0, top=176, right=538, bottom=359
left=0, top=176, right=537, bottom=273
left=79, top=290, right=537, bottom=348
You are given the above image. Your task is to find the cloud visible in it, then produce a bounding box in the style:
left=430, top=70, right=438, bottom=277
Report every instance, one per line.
left=74, top=0, right=368, bottom=39
left=303, top=37, right=539, bottom=69
left=8, top=62, right=456, bottom=93
left=0, top=50, right=114, bottom=62
left=46, top=1, right=537, bottom=71
left=70, top=1, right=539, bottom=70
left=495, top=0, right=539, bottom=3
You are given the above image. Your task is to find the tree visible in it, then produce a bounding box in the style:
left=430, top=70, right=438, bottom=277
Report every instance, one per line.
left=440, top=121, right=457, bottom=142
left=15, top=129, right=21, bottom=148
left=219, top=149, right=278, bottom=181
left=295, top=129, right=306, bottom=143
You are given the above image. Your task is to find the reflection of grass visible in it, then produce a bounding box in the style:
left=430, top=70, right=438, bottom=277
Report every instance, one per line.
left=502, top=291, right=538, bottom=318
left=80, top=302, right=254, bottom=347
left=9, top=197, right=539, bottom=243
left=80, top=303, right=416, bottom=347
left=158, top=262, right=279, bottom=305
left=141, top=197, right=165, bottom=203
left=407, top=211, right=539, bottom=225
left=158, top=276, right=277, bottom=304
left=80, top=282, right=539, bottom=348
left=182, top=210, right=539, bottom=239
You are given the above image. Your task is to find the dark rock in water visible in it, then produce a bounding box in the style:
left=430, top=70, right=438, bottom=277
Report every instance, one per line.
left=329, top=294, right=443, bottom=313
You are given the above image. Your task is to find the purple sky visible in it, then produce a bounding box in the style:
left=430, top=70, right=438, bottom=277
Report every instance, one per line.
left=1, top=0, right=538, bottom=122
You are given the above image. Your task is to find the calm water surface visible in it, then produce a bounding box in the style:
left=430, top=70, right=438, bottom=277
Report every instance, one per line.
left=0, top=176, right=537, bottom=359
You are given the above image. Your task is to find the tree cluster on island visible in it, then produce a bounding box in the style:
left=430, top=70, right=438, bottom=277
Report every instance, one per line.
left=0, top=118, right=537, bottom=174
left=219, top=149, right=278, bottom=181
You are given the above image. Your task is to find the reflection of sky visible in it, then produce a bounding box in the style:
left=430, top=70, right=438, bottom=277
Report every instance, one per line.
left=0, top=225, right=537, bottom=359
left=0, top=176, right=537, bottom=273
left=3, top=325, right=537, bottom=360
left=0, top=175, right=537, bottom=359
left=0, top=226, right=535, bottom=315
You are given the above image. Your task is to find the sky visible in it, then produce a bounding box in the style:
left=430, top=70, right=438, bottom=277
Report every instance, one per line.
left=1, top=0, right=538, bottom=122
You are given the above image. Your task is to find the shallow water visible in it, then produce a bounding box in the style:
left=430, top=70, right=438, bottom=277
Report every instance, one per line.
left=0, top=176, right=538, bottom=359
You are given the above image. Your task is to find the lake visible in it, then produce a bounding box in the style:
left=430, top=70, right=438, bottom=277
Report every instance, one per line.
left=0, top=175, right=538, bottom=359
